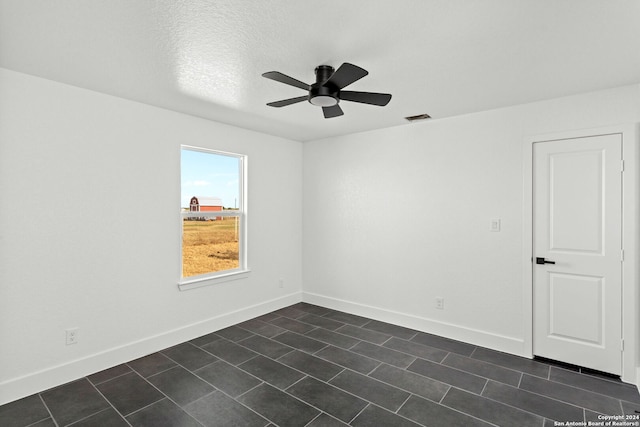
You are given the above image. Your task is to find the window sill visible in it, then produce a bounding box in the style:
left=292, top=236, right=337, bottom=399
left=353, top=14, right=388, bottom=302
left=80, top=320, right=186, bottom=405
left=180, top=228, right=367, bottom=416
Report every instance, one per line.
left=178, top=269, right=250, bottom=291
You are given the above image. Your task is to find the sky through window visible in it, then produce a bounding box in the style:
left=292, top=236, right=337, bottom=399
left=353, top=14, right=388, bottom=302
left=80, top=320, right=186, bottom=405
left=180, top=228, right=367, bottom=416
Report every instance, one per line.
left=181, top=148, right=240, bottom=209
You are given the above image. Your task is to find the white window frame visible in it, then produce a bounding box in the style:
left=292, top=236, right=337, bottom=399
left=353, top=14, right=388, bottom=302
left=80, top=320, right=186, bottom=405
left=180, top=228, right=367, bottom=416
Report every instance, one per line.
left=179, top=145, right=249, bottom=291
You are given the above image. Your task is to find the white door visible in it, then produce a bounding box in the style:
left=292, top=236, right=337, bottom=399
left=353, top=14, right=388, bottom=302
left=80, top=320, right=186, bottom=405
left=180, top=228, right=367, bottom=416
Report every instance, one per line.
left=533, top=133, right=622, bottom=375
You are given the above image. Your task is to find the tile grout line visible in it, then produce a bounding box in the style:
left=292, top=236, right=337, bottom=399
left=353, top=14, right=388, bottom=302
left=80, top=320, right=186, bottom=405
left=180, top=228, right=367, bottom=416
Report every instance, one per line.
left=302, top=412, right=323, bottom=427
left=232, top=328, right=320, bottom=360
left=190, top=359, right=265, bottom=397
left=408, top=356, right=505, bottom=394
left=363, top=364, right=446, bottom=400
left=534, top=391, right=626, bottom=417
left=186, top=387, right=270, bottom=426
left=124, top=368, right=205, bottom=426
left=145, top=364, right=181, bottom=380
left=325, top=367, right=347, bottom=383
left=233, top=381, right=266, bottom=401
left=332, top=328, right=394, bottom=345
left=478, top=379, right=489, bottom=398
left=88, top=368, right=134, bottom=386
left=234, top=346, right=349, bottom=394
left=517, top=372, right=524, bottom=388
left=396, top=391, right=416, bottom=412
left=469, top=346, right=478, bottom=358
left=159, top=349, right=219, bottom=376
left=36, top=393, right=60, bottom=427
left=549, top=365, right=640, bottom=397
left=25, top=417, right=58, bottom=427
left=380, top=335, right=395, bottom=346
left=487, top=378, right=588, bottom=417
left=87, top=376, right=137, bottom=427
left=438, top=385, right=543, bottom=427
left=439, top=351, right=451, bottom=365
left=430, top=389, right=506, bottom=427
left=311, top=343, right=331, bottom=355
left=286, top=370, right=418, bottom=424
left=391, top=399, right=432, bottom=427
left=464, top=352, right=552, bottom=381
left=278, top=376, right=374, bottom=425
left=383, top=336, right=479, bottom=367
left=265, top=347, right=345, bottom=386
left=346, top=403, right=370, bottom=426
left=332, top=339, right=502, bottom=391
left=72, top=406, right=132, bottom=427
left=236, top=324, right=286, bottom=340
left=524, top=370, right=640, bottom=409
left=438, top=351, right=526, bottom=386
left=284, top=375, right=309, bottom=391
left=365, top=360, right=384, bottom=376
left=123, top=397, right=170, bottom=419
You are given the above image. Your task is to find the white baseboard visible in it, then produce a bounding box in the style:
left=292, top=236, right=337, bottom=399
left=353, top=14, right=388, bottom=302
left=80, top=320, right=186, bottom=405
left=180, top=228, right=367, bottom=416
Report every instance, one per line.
left=302, top=292, right=526, bottom=357
left=0, top=292, right=302, bottom=406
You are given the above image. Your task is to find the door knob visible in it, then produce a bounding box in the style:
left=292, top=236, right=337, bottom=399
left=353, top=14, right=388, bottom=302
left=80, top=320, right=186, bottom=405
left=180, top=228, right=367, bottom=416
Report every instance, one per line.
left=536, top=257, right=556, bottom=265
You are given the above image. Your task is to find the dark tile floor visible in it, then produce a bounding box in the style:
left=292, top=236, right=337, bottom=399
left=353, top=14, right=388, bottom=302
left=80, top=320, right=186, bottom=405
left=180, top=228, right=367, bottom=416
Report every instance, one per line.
left=2, top=302, right=640, bottom=426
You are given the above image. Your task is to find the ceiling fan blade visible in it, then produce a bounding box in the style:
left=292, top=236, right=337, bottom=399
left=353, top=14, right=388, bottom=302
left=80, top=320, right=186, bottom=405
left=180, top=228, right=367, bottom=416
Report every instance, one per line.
left=324, top=63, right=368, bottom=89
left=262, top=71, right=309, bottom=91
left=322, top=104, right=344, bottom=119
left=267, top=96, right=308, bottom=107
left=340, top=91, right=392, bottom=106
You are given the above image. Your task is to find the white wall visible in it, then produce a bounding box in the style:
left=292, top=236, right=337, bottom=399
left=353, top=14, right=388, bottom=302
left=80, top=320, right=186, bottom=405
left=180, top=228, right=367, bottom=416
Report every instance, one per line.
left=0, top=68, right=303, bottom=404
left=1, top=67, right=638, bottom=405
left=303, top=84, right=640, bottom=356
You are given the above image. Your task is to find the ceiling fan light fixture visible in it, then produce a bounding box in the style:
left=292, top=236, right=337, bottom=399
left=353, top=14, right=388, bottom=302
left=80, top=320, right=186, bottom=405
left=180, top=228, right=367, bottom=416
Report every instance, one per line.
left=309, top=95, right=338, bottom=107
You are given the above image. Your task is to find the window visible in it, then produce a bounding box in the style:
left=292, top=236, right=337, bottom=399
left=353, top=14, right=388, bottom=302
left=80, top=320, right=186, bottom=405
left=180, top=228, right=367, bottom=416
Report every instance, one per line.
left=180, top=146, right=247, bottom=289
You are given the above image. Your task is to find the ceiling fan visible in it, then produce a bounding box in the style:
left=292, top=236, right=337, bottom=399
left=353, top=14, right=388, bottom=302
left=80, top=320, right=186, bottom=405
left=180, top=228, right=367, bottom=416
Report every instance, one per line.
left=262, top=63, right=392, bottom=119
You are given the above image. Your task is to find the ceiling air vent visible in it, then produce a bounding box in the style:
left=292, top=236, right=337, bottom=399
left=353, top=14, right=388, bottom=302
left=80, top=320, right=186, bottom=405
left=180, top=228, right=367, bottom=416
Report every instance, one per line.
left=404, top=113, right=431, bottom=122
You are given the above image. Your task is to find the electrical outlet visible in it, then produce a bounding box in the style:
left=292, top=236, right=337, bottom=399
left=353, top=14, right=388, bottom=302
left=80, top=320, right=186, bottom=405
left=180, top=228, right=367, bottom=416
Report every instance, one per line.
left=435, top=298, right=445, bottom=310
left=279, top=278, right=284, bottom=288
left=65, top=328, right=79, bottom=345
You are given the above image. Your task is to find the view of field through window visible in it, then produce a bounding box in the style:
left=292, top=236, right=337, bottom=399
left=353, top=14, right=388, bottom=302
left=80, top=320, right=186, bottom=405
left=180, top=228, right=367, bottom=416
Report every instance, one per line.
left=181, top=148, right=242, bottom=278
left=182, top=218, right=240, bottom=277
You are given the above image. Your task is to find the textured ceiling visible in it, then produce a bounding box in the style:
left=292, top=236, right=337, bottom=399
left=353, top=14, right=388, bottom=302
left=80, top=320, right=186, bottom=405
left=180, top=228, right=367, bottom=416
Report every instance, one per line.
left=1, top=0, right=640, bottom=142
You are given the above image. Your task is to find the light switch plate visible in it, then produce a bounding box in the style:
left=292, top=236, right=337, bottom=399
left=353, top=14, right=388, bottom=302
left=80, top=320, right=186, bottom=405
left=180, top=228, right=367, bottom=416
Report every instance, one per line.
left=490, top=218, right=501, bottom=232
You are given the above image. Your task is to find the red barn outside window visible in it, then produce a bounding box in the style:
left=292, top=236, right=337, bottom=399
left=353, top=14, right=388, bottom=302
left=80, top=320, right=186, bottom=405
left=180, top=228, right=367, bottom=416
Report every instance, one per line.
left=189, top=196, right=223, bottom=220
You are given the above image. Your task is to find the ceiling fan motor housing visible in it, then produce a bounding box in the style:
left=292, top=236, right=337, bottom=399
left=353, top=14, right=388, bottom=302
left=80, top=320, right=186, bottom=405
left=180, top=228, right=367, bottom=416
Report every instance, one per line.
left=309, top=65, right=339, bottom=106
